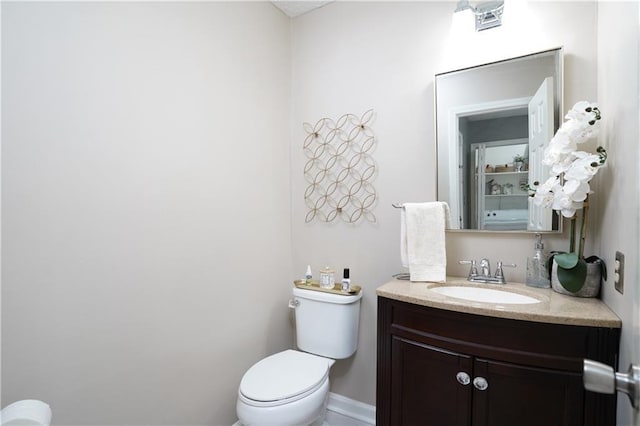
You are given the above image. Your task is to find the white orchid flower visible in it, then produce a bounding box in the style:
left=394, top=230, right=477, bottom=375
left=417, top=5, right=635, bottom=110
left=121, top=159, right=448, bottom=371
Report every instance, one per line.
left=550, top=189, right=574, bottom=216
left=532, top=175, right=560, bottom=208
left=563, top=117, right=600, bottom=142
left=565, top=101, right=599, bottom=122
left=549, top=155, right=575, bottom=175
left=562, top=179, right=590, bottom=202
left=535, top=101, right=604, bottom=219
left=550, top=185, right=585, bottom=218
left=543, top=127, right=579, bottom=166
left=564, top=153, right=602, bottom=182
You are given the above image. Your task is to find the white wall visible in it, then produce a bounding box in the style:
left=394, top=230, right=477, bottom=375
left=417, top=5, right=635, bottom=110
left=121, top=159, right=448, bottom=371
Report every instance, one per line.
left=291, top=0, right=601, bottom=407
left=291, top=1, right=453, bottom=404
left=2, top=3, right=291, bottom=424
left=595, top=2, right=640, bottom=425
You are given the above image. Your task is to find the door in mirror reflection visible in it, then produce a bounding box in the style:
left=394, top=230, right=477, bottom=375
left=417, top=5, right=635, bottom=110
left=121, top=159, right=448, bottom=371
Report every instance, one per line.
left=527, top=77, right=555, bottom=231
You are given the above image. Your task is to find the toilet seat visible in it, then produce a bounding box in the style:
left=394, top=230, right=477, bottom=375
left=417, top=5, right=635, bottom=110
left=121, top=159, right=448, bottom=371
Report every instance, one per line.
left=239, top=350, right=333, bottom=407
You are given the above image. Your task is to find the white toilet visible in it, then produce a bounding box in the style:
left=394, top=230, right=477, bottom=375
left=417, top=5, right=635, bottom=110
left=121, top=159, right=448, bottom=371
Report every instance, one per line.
left=0, top=400, right=52, bottom=425
left=236, top=286, right=362, bottom=426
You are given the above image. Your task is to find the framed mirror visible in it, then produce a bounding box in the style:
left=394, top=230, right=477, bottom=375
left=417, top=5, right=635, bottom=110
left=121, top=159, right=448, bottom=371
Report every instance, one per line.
left=435, top=48, right=563, bottom=232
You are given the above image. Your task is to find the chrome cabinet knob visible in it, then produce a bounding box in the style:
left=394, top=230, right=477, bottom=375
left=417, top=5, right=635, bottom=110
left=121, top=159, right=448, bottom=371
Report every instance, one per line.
left=456, top=372, right=471, bottom=385
left=473, top=376, right=489, bottom=391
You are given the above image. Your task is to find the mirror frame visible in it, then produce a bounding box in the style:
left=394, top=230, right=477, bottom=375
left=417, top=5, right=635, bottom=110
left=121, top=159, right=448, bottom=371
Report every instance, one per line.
left=434, top=47, right=564, bottom=234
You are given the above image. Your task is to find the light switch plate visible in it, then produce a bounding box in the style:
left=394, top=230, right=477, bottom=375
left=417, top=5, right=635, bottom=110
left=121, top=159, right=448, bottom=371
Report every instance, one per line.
left=615, top=251, right=625, bottom=294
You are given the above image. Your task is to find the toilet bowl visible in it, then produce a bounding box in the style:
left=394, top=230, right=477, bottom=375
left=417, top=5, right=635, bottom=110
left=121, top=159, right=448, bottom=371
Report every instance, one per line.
left=236, top=350, right=335, bottom=426
left=0, top=400, right=52, bottom=426
left=236, top=287, right=362, bottom=426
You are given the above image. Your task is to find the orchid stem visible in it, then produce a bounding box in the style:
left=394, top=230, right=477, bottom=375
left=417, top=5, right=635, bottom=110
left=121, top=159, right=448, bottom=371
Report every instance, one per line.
left=569, top=216, right=576, bottom=254
left=579, top=203, right=589, bottom=259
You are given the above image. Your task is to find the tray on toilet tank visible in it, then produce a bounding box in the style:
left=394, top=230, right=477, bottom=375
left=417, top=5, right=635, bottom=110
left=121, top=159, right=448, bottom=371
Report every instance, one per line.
left=293, top=280, right=362, bottom=296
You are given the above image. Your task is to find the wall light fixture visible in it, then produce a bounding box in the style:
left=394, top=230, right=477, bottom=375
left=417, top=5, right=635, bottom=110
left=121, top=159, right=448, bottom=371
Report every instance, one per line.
left=454, top=0, right=505, bottom=31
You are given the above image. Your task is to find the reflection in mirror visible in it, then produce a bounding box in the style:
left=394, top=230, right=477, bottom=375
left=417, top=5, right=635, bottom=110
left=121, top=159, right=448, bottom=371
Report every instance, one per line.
left=435, top=48, right=562, bottom=232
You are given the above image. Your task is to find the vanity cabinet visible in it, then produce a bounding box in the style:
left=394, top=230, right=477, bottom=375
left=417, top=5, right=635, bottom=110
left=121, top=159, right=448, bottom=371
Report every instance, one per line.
left=377, top=297, right=620, bottom=426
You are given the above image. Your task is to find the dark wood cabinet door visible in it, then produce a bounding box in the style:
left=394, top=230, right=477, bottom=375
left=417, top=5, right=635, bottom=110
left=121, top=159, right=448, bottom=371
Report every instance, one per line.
left=471, top=358, right=584, bottom=426
left=391, top=336, right=473, bottom=426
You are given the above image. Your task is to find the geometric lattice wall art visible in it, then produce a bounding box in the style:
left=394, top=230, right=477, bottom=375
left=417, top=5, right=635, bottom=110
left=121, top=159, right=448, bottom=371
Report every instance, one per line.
left=302, top=109, right=377, bottom=223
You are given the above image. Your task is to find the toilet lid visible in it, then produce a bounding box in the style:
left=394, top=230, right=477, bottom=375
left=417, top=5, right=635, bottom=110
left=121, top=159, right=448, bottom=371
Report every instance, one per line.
left=240, top=350, right=331, bottom=402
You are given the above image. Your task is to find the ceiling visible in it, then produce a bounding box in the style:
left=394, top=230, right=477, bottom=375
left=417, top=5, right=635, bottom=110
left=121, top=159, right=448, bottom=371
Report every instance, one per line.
left=271, top=1, right=333, bottom=18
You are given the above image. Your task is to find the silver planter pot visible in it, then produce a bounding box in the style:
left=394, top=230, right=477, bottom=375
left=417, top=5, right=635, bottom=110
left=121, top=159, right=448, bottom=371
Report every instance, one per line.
left=551, top=258, right=602, bottom=298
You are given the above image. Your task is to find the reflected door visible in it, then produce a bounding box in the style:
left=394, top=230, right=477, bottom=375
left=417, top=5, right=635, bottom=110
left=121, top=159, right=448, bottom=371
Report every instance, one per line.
left=527, top=77, right=554, bottom=231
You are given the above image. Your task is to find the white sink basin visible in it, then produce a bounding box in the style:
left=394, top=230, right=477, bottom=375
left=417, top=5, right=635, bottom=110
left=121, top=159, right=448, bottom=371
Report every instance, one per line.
left=430, top=285, right=540, bottom=304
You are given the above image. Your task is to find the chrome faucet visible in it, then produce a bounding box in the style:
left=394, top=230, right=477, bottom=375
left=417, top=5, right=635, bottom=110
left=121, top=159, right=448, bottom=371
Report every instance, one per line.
left=459, top=259, right=516, bottom=284
left=479, top=258, right=491, bottom=277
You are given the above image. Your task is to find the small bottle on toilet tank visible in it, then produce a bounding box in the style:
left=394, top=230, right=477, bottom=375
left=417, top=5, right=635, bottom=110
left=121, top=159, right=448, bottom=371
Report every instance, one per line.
left=341, top=268, right=351, bottom=292
left=305, top=265, right=313, bottom=284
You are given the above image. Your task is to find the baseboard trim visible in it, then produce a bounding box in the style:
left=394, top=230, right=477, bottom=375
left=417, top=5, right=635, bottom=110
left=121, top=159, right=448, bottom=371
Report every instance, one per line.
left=326, top=392, right=376, bottom=425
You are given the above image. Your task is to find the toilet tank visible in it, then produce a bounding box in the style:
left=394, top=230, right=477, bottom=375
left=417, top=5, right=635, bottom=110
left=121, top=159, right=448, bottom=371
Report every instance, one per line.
left=291, top=287, right=362, bottom=359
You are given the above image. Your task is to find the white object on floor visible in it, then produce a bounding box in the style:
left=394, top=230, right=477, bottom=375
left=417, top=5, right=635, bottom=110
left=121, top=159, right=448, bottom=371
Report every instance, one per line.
left=235, top=287, right=363, bottom=426
left=401, top=202, right=450, bottom=282
left=0, top=400, right=51, bottom=426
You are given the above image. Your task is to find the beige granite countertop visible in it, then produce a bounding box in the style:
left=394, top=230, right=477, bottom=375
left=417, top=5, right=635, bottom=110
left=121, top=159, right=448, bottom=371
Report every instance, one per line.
left=376, top=277, right=621, bottom=328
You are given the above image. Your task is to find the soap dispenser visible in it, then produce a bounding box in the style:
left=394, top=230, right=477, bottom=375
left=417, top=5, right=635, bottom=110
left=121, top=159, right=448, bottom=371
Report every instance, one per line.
left=526, top=233, right=551, bottom=288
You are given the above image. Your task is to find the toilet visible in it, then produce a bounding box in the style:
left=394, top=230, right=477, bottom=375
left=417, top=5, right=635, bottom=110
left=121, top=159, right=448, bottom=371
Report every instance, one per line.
left=236, top=286, right=362, bottom=426
left=0, top=400, right=52, bottom=425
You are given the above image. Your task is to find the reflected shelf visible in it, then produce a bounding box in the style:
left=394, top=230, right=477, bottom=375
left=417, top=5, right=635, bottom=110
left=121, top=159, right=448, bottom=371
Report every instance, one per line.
left=483, top=171, right=529, bottom=176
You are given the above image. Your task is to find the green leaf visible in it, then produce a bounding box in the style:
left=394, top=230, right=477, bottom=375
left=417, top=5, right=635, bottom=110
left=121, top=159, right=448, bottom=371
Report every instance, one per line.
left=557, top=257, right=587, bottom=292
left=555, top=252, right=579, bottom=269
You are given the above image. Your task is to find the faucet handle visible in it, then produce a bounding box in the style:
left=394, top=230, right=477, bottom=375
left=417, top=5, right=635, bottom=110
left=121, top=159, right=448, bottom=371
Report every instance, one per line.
left=479, top=258, right=491, bottom=276
left=459, top=260, right=478, bottom=277
left=495, top=261, right=516, bottom=279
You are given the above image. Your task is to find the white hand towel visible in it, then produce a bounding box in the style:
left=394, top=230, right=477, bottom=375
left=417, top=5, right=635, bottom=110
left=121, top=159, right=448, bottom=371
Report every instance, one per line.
left=400, top=202, right=450, bottom=282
